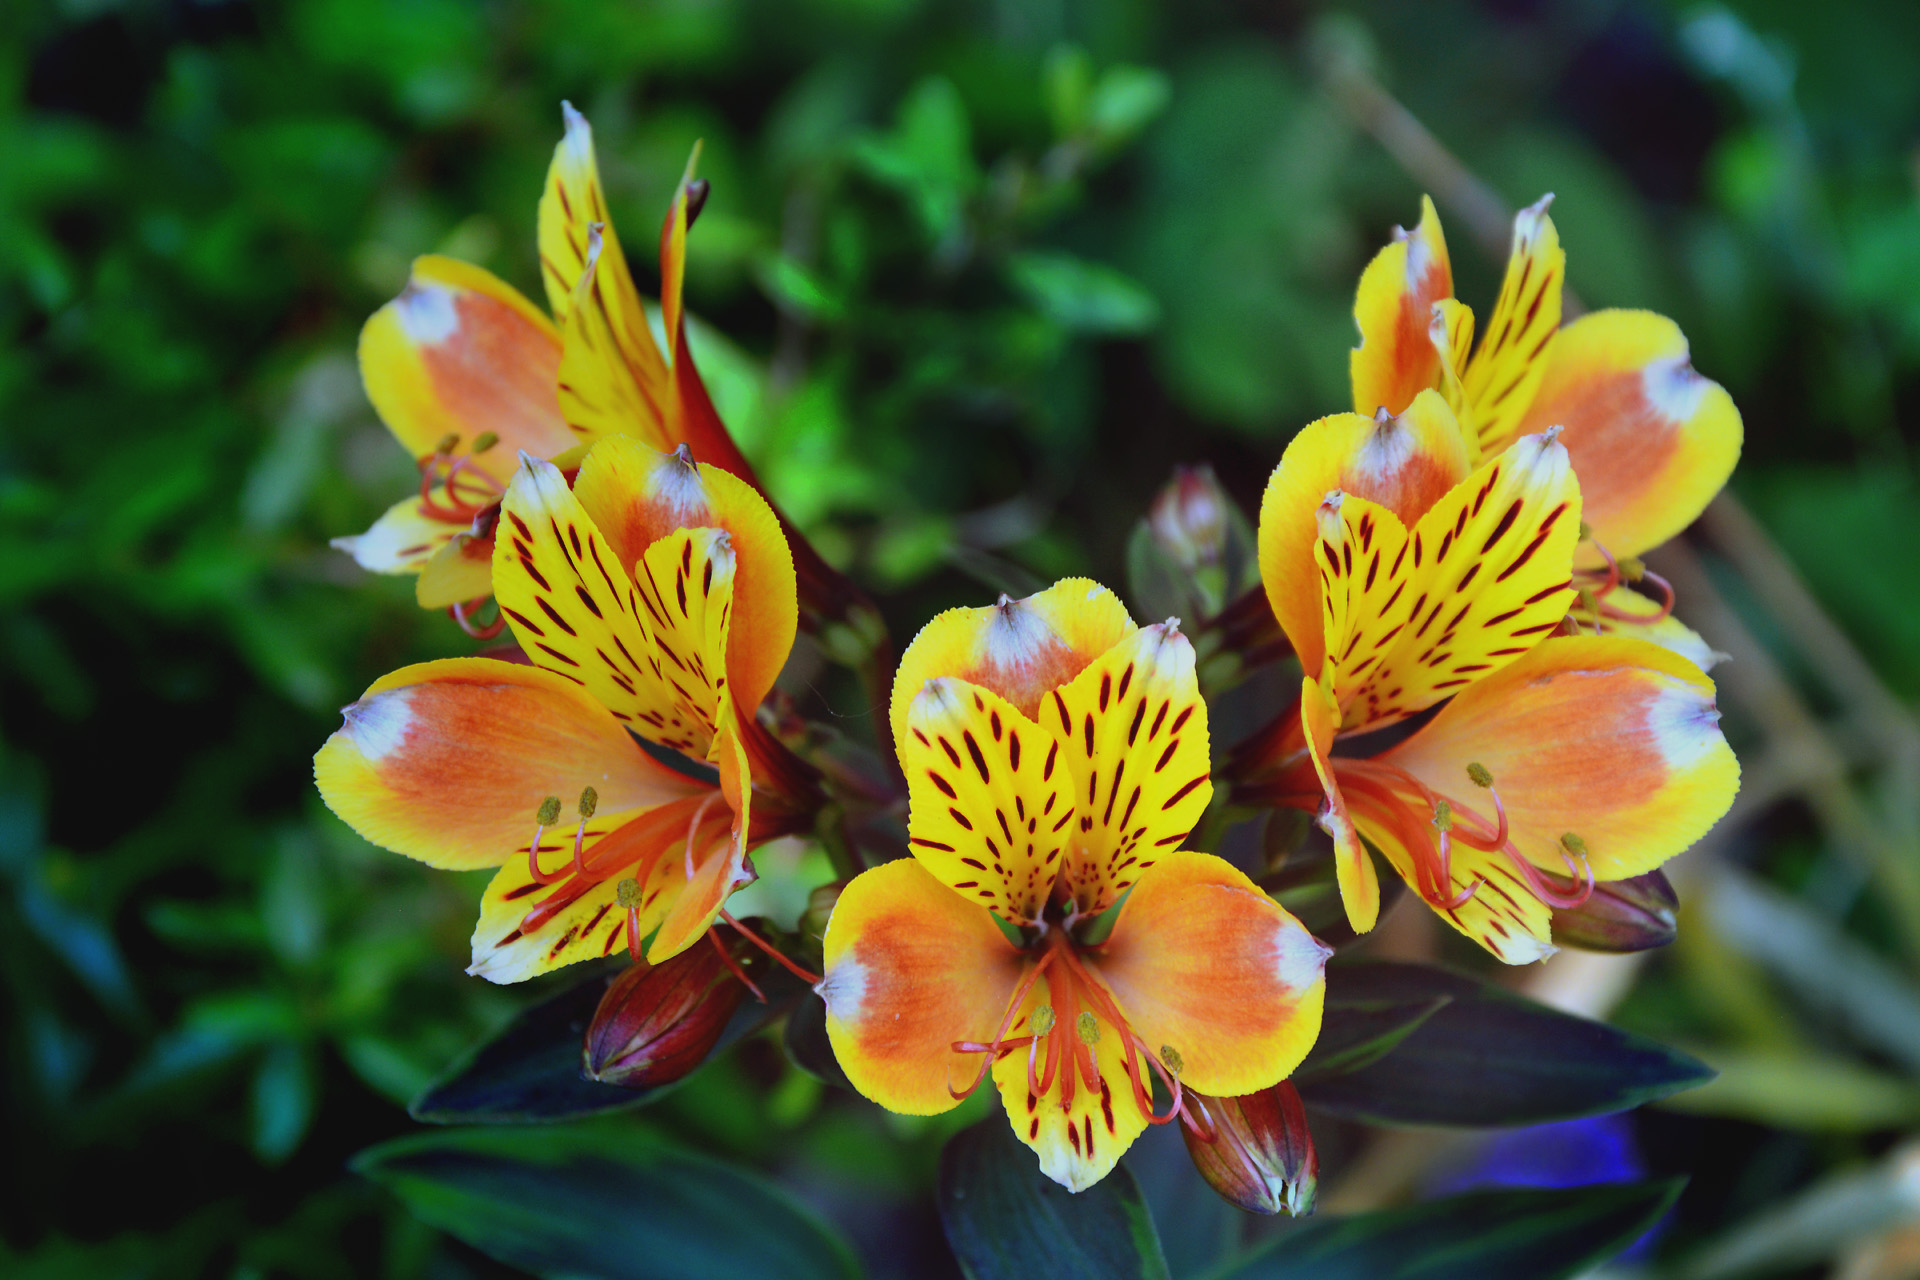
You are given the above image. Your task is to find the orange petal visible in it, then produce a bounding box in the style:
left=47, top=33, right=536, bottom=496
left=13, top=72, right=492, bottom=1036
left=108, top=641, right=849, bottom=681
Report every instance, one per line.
left=889, top=579, right=1137, bottom=754
left=359, top=255, right=571, bottom=469
left=1093, top=850, right=1329, bottom=1097
left=572, top=436, right=798, bottom=717
left=818, top=857, right=1026, bottom=1115
left=1460, top=196, right=1564, bottom=456
left=902, top=678, right=1073, bottom=925
left=314, top=657, right=704, bottom=870
left=1337, top=427, right=1582, bottom=730
left=1514, top=309, right=1741, bottom=561
left=331, top=495, right=462, bottom=576
left=1382, top=634, right=1739, bottom=883
left=1257, top=394, right=1472, bottom=677
left=1300, top=676, right=1377, bottom=934
left=1350, top=195, right=1454, bottom=418
left=993, top=971, right=1151, bottom=1192
left=414, top=526, right=496, bottom=609
left=1043, top=623, right=1211, bottom=915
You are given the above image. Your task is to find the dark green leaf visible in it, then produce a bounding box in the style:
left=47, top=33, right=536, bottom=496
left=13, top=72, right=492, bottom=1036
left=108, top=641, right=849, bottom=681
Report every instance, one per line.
left=1297, top=963, right=1712, bottom=1126
left=354, top=1125, right=861, bottom=1280
left=1293, top=991, right=1451, bottom=1083
left=1204, top=1180, right=1683, bottom=1280
left=938, top=1120, right=1170, bottom=1280
left=410, top=966, right=804, bottom=1124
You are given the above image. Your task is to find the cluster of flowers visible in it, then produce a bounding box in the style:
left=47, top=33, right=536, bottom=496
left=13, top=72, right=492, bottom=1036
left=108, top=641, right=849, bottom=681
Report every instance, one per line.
left=317, top=111, right=1741, bottom=1204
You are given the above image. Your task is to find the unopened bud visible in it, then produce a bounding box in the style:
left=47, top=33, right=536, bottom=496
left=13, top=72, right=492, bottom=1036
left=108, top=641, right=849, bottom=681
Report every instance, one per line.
left=1076, top=1011, right=1101, bottom=1045
left=583, top=942, right=749, bottom=1088
left=1183, top=1081, right=1317, bottom=1217
left=800, top=882, right=843, bottom=940
left=577, top=786, right=598, bottom=819
left=1148, top=464, right=1232, bottom=571
left=1552, top=869, right=1679, bottom=953
left=536, top=795, right=562, bottom=825
left=471, top=431, right=499, bottom=454
left=1130, top=464, right=1256, bottom=622
left=1466, top=762, right=1493, bottom=789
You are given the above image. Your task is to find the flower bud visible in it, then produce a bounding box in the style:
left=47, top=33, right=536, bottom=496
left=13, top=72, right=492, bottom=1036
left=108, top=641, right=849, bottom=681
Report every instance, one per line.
left=1128, top=464, right=1257, bottom=622
left=583, top=942, right=748, bottom=1088
left=1551, top=869, right=1679, bottom=953
left=1182, top=1080, right=1318, bottom=1217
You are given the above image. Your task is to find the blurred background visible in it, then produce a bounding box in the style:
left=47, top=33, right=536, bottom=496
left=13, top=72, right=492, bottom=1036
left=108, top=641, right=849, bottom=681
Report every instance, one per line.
left=7, top=0, right=1920, bottom=1276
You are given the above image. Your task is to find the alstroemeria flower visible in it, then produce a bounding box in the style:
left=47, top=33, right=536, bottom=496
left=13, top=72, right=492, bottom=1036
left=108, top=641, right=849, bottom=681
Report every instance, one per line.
left=1349, top=196, right=1741, bottom=660
left=817, top=582, right=1328, bottom=1191
left=333, top=104, right=740, bottom=621
left=1250, top=395, right=1739, bottom=962
left=316, top=436, right=809, bottom=980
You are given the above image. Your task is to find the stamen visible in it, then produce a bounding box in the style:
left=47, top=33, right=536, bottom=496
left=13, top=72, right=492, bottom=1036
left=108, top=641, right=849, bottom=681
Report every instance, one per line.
left=471, top=431, right=499, bottom=454
left=433, top=433, right=460, bottom=456
left=719, top=908, right=822, bottom=985
left=617, top=877, right=645, bottom=960
left=706, top=927, right=765, bottom=1002
left=572, top=786, right=600, bottom=874
left=947, top=949, right=1056, bottom=1102
left=1075, top=1011, right=1101, bottom=1045
left=450, top=598, right=508, bottom=640
left=527, top=796, right=569, bottom=884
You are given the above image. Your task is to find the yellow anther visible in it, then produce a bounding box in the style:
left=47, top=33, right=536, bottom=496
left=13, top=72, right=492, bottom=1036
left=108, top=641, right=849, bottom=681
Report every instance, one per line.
left=577, top=786, right=599, bottom=819
left=471, top=430, right=499, bottom=454
left=1618, top=556, right=1647, bottom=583
left=1577, top=521, right=1593, bottom=541
left=615, top=878, right=643, bottom=908
left=536, top=795, right=562, bottom=825
left=1466, top=762, right=1494, bottom=789
left=1432, top=798, right=1454, bottom=832
left=434, top=432, right=460, bottom=456
left=1030, top=1004, right=1056, bottom=1036
left=1560, top=832, right=1591, bottom=859
left=1075, top=1011, right=1100, bottom=1045
left=1160, top=1044, right=1184, bottom=1076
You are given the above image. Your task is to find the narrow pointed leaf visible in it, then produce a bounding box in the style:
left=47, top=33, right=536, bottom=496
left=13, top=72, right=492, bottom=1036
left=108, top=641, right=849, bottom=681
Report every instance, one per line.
left=410, top=966, right=805, bottom=1124
left=354, top=1125, right=861, bottom=1280
left=1204, top=1180, right=1683, bottom=1280
left=1296, top=962, right=1711, bottom=1126
left=1293, top=992, right=1451, bottom=1083
left=939, top=1120, right=1170, bottom=1280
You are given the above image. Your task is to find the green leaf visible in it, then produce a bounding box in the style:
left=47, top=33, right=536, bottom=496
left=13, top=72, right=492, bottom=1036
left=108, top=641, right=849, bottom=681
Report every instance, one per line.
left=1293, top=991, right=1451, bottom=1083
left=354, top=1125, right=861, bottom=1280
left=938, top=1120, right=1170, bottom=1280
left=1008, top=252, right=1161, bottom=336
left=409, top=966, right=805, bottom=1124
left=784, top=993, right=855, bottom=1091
left=1204, top=1180, right=1684, bottom=1280
left=1296, top=963, right=1711, bottom=1126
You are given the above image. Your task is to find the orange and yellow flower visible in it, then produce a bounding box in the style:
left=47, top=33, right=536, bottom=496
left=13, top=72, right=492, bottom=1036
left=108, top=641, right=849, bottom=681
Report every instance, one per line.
left=817, top=582, right=1328, bottom=1190
left=1349, top=195, right=1741, bottom=664
left=316, top=435, right=813, bottom=981
left=1248, top=395, right=1739, bottom=962
left=333, top=104, right=747, bottom=621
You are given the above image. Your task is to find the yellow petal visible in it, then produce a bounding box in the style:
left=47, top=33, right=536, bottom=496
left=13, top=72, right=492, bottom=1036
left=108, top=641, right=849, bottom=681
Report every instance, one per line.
left=902, top=678, right=1073, bottom=926
left=1573, top=586, right=1724, bottom=673
left=1257, top=394, right=1472, bottom=678
left=1460, top=196, right=1564, bottom=456
left=1382, top=635, right=1739, bottom=882
left=819, top=857, right=1026, bottom=1115
left=1338, top=428, right=1582, bottom=730
left=631, top=525, right=737, bottom=758
left=890, top=579, right=1137, bottom=755
left=1300, top=676, right=1377, bottom=933
left=314, top=657, right=703, bottom=870
left=1350, top=195, right=1454, bottom=418
left=331, top=495, right=462, bottom=576
left=414, top=527, right=496, bottom=608
left=1043, top=623, right=1211, bottom=915
left=539, top=106, right=675, bottom=449
left=572, top=436, right=798, bottom=719
left=1092, top=851, right=1328, bottom=1097
left=993, top=972, right=1151, bottom=1193
left=1314, top=490, right=1417, bottom=722
left=1513, top=309, right=1741, bottom=561
left=359, top=255, right=571, bottom=469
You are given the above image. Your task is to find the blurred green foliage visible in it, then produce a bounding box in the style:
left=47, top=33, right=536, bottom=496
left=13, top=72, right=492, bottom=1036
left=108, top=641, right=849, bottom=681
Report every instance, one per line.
left=6, top=0, right=1920, bottom=1276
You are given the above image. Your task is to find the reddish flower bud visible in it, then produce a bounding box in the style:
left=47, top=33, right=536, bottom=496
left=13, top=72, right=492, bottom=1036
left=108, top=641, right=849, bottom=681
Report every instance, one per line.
left=583, top=942, right=748, bottom=1088
left=1182, top=1080, right=1318, bottom=1217
left=1551, top=869, right=1679, bottom=953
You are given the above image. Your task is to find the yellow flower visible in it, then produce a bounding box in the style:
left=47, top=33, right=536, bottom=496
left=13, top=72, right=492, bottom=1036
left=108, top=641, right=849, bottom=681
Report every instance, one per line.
left=1349, top=195, right=1741, bottom=662
left=333, top=104, right=743, bottom=621
left=817, top=582, right=1328, bottom=1191
left=316, top=436, right=813, bottom=981
left=1249, top=395, right=1739, bottom=963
